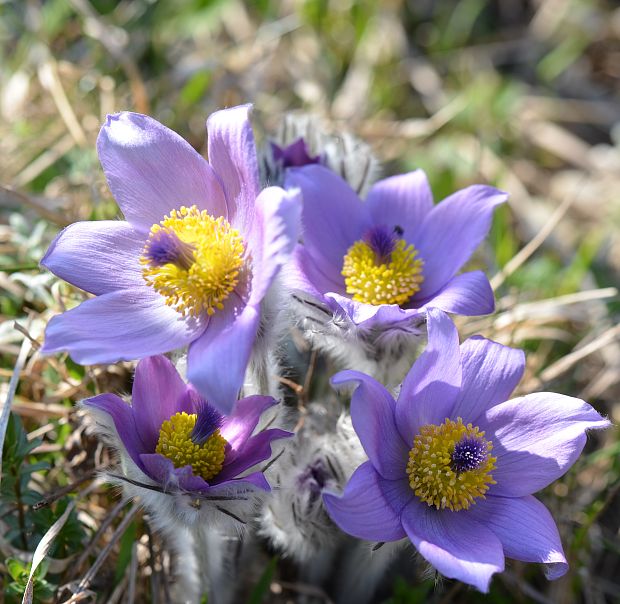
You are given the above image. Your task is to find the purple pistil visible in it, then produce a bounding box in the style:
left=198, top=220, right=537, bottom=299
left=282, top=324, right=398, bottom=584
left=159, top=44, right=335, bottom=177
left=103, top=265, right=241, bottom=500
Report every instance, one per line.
left=364, top=225, right=401, bottom=263
left=297, top=459, right=329, bottom=501
left=144, top=229, right=195, bottom=270
left=191, top=401, right=224, bottom=445
left=451, top=437, right=487, bottom=473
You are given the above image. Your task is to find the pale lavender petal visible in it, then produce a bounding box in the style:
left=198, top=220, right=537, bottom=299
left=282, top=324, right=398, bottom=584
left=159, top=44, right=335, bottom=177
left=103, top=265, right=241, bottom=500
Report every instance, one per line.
left=323, top=462, right=407, bottom=541
left=131, top=356, right=189, bottom=451
left=245, top=186, right=301, bottom=306
left=285, top=165, right=371, bottom=283
left=468, top=495, right=568, bottom=579
left=451, top=336, right=525, bottom=424
left=41, top=221, right=144, bottom=295
left=331, top=370, right=408, bottom=480
left=97, top=112, right=227, bottom=231
left=414, top=186, right=507, bottom=298
left=187, top=295, right=259, bottom=414
left=415, top=271, right=495, bottom=316
left=41, top=288, right=205, bottom=364
left=207, top=105, right=259, bottom=230
left=482, top=393, right=610, bottom=497
left=285, top=246, right=345, bottom=300
left=83, top=393, right=145, bottom=467
left=396, top=308, right=461, bottom=444
left=211, top=471, right=271, bottom=493
left=217, top=428, right=292, bottom=482
left=402, top=499, right=504, bottom=592
left=220, top=395, right=277, bottom=449
left=366, top=170, right=434, bottom=239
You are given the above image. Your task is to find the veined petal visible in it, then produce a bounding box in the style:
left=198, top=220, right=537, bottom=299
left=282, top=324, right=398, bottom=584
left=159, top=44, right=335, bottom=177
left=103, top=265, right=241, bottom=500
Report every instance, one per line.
left=41, top=221, right=144, bottom=295
left=323, top=462, right=407, bottom=542
left=97, top=112, right=227, bottom=232
left=41, top=288, right=205, bottom=364
left=396, top=308, right=461, bottom=444
left=482, top=393, right=610, bottom=497
left=331, top=370, right=408, bottom=480
left=221, top=395, right=278, bottom=450
left=402, top=498, right=504, bottom=593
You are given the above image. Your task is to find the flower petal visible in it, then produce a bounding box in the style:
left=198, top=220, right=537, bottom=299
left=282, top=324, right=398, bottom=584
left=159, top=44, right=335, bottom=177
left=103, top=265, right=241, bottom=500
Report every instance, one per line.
left=97, top=112, right=227, bottom=231
left=331, top=370, right=408, bottom=480
left=482, top=393, right=610, bottom=497
left=451, top=336, right=525, bottom=424
left=366, top=170, right=434, bottom=239
left=139, top=453, right=209, bottom=492
left=41, top=221, right=144, bottom=295
left=323, top=462, right=408, bottom=541
left=41, top=288, right=205, bottom=364
left=246, top=186, right=301, bottom=305
left=131, top=355, right=189, bottom=452
left=285, top=245, right=345, bottom=299
left=221, top=395, right=277, bottom=449
left=396, top=308, right=461, bottom=444
left=402, top=498, right=504, bottom=593
left=414, top=185, right=507, bottom=298
left=217, top=428, right=292, bottom=482
left=187, top=295, right=259, bottom=414
left=468, top=495, right=568, bottom=579
left=207, top=104, right=260, bottom=230
left=415, top=271, right=495, bottom=316
left=83, top=393, right=145, bottom=468
left=285, top=165, right=371, bottom=283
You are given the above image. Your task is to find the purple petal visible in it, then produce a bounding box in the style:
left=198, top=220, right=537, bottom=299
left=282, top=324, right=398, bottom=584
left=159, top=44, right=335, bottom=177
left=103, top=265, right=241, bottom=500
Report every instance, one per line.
left=331, top=370, right=408, bottom=480
left=245, top=186, right=301, bottom=306
left=271, top=138, right=320, bottom=168
left=285, top=165, right=371, bottom=284
left=187, top=296, right=259, bottom=414
left=323, top=462, right=408, bottom=541
left=131, top=355, right=189, bottom=451
left=402, top=499, right=504, bottom=592
left=207, top=105, right=260, bottom=231
left=210, top=471, right=272, bottom=493
left=415, top=271, right=495, bottom=316
left=217, top=428, right=292, bottom=482
left=97, top=112, right=227, bottom=232
left=451, top=336, right=525, bottom=425
left=140, top=453, right=209, bottom=492
left=220, top=395, right=277, bottom=449
left=285, top=246, right=345, bottom=299
left=41, top=288, right=205, bottom=364
left=481, top=393, right=610, bottom=497
left=414, top=185, right=507, bottom=298
left=366, top=170, right=434, bottom=240
left=396, top=308, right=461, bottom=444
left=468, top=495, right=568, bottom=579
left=83, top=393, right=145, bottom=469
left=41, top=221, right=144, bottom=295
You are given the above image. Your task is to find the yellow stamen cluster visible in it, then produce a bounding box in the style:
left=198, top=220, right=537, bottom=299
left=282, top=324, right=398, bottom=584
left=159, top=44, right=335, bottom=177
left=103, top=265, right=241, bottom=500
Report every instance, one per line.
left=155, top=412, right=227, bottom=482
left=406, top=418, right=496, bottom=512
left=141, top=205, right=245, bottom=317
left=341, top=239, right=424, bottom=306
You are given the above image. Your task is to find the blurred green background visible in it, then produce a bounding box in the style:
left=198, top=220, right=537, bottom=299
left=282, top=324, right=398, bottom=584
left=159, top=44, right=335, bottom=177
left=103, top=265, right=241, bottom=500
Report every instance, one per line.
left=1, top=0, right=619, bottom=602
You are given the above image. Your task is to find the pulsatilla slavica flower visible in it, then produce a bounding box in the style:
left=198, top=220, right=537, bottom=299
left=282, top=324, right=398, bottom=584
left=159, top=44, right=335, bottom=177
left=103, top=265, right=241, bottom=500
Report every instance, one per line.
left=323, top=308, right=609, bottom=592
left=285, top=166, right=507, bottom=328
left=84, top=355, right=292, bottom=497
left=41, top=105, right=300, bottom=412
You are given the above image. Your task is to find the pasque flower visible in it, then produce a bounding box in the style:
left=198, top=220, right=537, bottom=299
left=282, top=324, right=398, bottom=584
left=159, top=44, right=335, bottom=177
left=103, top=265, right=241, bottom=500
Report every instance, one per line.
left=41, top=105, right=300, bottom=412
left=84, top=355, right=291, bottom=497
left=285, top=166, right=506, bottom=329
left=323, top=308, right=609, bottom=592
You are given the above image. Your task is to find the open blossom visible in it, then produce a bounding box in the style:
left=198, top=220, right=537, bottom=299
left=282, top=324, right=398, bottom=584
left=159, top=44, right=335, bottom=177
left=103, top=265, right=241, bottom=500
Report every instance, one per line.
left=41, top=105, right=300, bottom=412
left=323, top=308, right=609, bottom=592
left=285, top=166, right=506, bottom=330
left=84, top=355, right=291, bottom=499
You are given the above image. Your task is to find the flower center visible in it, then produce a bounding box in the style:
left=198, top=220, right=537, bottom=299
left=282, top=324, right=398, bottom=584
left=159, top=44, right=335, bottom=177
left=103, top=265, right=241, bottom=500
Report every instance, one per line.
left=141, top=205, right=245, bottom=317
left=406, top=418, right=496, bottom=511
left=155, top=410, right=228, bottom=482
left=341, top=225, right=424, bottom=306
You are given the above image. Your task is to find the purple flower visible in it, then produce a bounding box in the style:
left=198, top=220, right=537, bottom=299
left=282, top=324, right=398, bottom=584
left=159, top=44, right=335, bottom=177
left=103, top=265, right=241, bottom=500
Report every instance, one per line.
left=285, top=166, right=507, bottom=329
left=40, top=105, right=300, bottom=412
left=84, top=355, right=292, bottom=495
left=270, top=138, right=321, bottom=169
left=323, top=308, right=610, bottom=592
